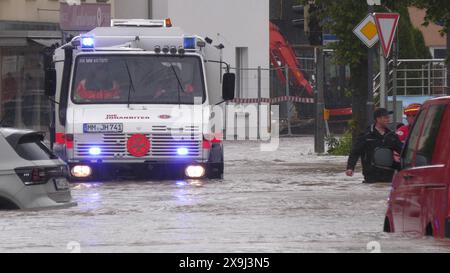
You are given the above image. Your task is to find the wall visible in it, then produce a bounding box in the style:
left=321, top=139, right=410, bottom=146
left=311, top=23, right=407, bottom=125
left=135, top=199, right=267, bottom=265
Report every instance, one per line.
left=152, top=0, right=270, bottom=100
left=0, top=0, right=113, bottom=23
left=0, top=0, right=59, bottom=22
left=113, top=0, right=149, bottom=19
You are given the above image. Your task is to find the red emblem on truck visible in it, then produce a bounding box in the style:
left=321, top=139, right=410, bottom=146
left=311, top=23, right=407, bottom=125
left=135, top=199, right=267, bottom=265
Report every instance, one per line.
left=127, top=134, right=150, bottom=157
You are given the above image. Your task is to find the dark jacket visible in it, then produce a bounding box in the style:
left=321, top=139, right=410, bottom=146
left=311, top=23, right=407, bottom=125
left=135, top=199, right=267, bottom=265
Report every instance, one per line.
left=347, top=125, right=403, bottom=183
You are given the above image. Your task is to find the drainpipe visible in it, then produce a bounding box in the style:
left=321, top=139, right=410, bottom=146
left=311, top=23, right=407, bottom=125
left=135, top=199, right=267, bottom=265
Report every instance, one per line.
left=148, top=0, right=153, bottom=19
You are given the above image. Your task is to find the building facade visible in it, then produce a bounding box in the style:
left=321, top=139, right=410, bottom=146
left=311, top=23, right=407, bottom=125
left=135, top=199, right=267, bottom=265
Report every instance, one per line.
left=0, top=0, right=111, bottom=130
left=408, top=7, right=447, bottom=59
left=113, top=0, right=270, bottom=101
left=1, top=0, right=269, bottom=134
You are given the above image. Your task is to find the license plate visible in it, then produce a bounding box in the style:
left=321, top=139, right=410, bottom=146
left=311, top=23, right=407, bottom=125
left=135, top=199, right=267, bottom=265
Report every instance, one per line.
left=54, top=178, right=70, bottom=191
left=83, top=123, right=123, bottom=133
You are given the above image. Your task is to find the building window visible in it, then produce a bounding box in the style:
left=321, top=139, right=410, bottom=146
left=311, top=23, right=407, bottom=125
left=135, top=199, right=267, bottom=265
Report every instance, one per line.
left=0, top=46, right=50, bottom=132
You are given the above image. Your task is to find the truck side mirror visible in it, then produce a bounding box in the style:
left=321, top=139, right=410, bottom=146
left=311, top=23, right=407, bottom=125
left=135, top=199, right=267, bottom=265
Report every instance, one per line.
left=222, top=73, right=235, bottom=101
left=373, top=147, right=394, bottom=169
left=45, top=68, right=56, bottom=97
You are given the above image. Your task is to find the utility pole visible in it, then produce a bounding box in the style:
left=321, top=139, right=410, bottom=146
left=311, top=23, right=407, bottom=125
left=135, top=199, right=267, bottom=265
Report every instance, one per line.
left=315, top=47, right=325, bottom=154
left=379, top=44, right=387, bottom=108
left=392, top=27, right=399, bottom=124
left=285, top=66, right=292, bottom=136
left=367, top=4, right=375, bottom=126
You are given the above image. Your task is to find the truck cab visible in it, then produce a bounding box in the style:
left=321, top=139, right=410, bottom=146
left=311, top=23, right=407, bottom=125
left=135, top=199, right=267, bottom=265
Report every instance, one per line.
left=46, top=19, right=235, bottom=181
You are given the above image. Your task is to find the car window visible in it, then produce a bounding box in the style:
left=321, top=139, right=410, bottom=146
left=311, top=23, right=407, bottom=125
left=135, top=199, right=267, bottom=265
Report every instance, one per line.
left=414, top=104, right=447, bottom=167
left=402, top=108, right=427, bottom=169
left=14, top=136, right=58, bottom=161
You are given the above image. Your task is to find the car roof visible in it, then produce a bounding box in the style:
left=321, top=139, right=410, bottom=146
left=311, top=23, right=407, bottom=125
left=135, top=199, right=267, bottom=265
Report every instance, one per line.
left=0, top=128, right=44, bottom=147
left=0, top=132, right=28, bottom=170
left=0, top=128, right=37, bottom=138
left=0, top=128, right=47, bottom=170
left=425, top=96, right=450, bottom=104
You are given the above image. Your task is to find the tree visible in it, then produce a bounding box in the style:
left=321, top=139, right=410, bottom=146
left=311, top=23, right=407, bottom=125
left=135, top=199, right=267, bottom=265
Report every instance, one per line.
left=412, top=0, right=450, bottom=35
left=412, top=0, right=450, bottom=95
left=297, top=0, right=430, bottom=140
left=396, top=5, right=431, bottom=59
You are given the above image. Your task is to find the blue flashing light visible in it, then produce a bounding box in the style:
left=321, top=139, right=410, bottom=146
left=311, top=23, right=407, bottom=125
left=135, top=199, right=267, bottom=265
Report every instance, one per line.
left=81, top=36, right=95, bottom=49
left=177, top=147, right=189, bottom=156
left=183, top=37, right=196, bottom=50
left=89, top=147, right=102, bottom=156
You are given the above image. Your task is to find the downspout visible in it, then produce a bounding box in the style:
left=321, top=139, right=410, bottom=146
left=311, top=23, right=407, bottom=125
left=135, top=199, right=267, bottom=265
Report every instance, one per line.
left=148, top=0, right=153, bottom=19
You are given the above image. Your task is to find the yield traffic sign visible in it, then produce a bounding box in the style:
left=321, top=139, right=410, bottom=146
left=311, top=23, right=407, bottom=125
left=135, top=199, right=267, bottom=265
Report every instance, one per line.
left=373, top=13, right=400, bottom=58
left=353, top=14, right=379, bottom=48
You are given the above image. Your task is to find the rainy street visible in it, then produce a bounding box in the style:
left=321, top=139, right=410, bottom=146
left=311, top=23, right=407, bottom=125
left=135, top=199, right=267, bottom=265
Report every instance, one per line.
left=0, top=137, right=449, bottom=253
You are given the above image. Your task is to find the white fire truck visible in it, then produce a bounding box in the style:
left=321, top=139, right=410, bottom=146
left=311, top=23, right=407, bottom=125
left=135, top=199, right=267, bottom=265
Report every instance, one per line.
left=45, top=19, right=235, bottom=180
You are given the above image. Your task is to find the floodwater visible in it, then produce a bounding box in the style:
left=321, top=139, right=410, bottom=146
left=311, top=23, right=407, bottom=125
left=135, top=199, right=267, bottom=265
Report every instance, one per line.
left=1, top=137, right=449, bottom=253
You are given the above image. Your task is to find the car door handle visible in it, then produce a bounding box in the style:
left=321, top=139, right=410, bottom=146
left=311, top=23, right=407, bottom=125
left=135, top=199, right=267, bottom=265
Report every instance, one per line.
left=403, top=174, right=415, bottom=180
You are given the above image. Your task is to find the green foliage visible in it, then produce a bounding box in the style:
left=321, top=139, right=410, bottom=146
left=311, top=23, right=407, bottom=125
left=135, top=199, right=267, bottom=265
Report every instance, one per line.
left=412, top=0, right=450, bottom=34
left=295, top=0, right=444, bottom=139
left=296, top=0, right=431, bottom=64
left=411, top=0, right=450, bottom=62
left=397, top=5, right=432, bottom=59
left=326, top=130, right=353, bottom=156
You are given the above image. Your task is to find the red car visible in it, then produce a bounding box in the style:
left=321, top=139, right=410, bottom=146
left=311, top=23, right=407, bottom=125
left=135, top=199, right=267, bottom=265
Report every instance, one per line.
left=378, top=96, right=450, bottom=237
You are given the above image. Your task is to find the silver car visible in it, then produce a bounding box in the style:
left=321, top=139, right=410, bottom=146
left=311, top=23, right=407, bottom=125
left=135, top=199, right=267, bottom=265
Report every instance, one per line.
left=0, top=128, right=77, bottom=210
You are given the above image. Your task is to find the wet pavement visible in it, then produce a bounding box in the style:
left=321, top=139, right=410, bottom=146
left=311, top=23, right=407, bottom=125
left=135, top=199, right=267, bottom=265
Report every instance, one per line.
left=1, top=137, right=450, bottom=253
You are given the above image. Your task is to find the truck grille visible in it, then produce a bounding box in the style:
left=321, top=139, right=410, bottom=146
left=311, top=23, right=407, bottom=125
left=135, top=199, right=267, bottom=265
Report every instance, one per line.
left=75, top=126, right=202, bottom=159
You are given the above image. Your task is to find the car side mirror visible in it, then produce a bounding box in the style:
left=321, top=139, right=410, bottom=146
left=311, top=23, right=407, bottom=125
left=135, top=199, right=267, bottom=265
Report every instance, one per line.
left=45, top=68, right=56, bottom=97
left=222, top=73, right=235, bottom=101
left=373, top=147, right=395, bottom=169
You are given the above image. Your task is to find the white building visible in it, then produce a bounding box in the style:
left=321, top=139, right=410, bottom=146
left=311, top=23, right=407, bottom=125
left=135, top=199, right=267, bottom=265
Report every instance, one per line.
left=113, top=0, right=270, bottom=101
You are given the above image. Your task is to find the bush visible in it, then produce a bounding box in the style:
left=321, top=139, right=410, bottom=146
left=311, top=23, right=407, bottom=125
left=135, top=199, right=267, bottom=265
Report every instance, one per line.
left=326, top=130, right=352, bottom=156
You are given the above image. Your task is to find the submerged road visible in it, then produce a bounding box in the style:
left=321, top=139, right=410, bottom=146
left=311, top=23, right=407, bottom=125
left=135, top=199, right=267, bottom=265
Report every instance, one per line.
left=0, top=137, right=449, bottom=252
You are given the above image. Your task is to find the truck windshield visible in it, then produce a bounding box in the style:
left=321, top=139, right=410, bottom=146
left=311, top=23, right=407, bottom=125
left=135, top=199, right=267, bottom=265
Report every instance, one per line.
left=71, top=55, right=205, bottom=104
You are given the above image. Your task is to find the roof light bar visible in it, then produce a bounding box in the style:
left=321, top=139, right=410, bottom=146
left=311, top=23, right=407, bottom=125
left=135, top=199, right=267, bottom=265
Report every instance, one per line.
left=111, top=19, right=173, bottom=28
left=165, top=18, right=172, bottom=27
left=183, top=37, right=196, bottom=50
left=81, top=35, right=95, bottom=50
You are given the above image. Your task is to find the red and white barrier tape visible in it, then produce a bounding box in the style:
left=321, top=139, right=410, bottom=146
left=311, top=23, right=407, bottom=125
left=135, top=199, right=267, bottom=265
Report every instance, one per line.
left=227, top=96, right=314, bottom=104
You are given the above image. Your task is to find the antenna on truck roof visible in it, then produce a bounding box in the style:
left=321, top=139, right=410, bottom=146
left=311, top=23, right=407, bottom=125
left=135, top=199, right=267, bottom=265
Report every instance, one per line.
left=111, top=19, right=173, bottom=28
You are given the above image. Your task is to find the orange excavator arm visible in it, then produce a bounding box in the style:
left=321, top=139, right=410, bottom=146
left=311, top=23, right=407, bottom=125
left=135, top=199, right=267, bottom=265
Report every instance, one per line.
left=270, top=22, right=313, bottom=95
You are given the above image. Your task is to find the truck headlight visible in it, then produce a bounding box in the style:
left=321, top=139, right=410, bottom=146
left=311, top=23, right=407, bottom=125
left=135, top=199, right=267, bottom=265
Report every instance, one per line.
left=71, top=165, right=92, bottom=178
left=185, top=165, right=205, bottom=178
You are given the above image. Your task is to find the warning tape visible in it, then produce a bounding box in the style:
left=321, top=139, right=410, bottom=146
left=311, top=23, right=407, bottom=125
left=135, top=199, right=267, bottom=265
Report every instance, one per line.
left=227, top=96, right=315, bottom=104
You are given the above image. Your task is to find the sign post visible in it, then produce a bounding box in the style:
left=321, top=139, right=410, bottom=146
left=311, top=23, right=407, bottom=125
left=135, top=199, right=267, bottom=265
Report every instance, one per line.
left=354, top=13, right=379, bottom=126
left=367, top=5, right=375, bottom=126
left=353, top=14, right=379, bottom=48
left=373, top=13, right=400, bottom=59
left=373, top=12, right=400, bottom=122
left=314, top=47, right=325, bottom=154
left=354, top=11, right=400, bottom=122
